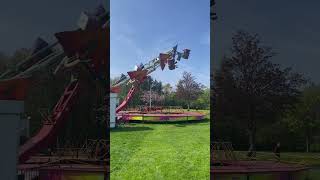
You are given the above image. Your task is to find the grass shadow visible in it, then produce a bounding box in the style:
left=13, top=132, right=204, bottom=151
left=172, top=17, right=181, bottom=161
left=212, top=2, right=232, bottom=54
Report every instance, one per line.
left=174, top=124, right=186, bottom=127
left=111, top=126, right=154, bottom=132
left=129, top=118, right=210, bottom=125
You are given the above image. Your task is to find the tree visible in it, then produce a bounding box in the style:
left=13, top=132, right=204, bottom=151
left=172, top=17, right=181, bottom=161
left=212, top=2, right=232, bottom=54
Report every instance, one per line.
left=176, top=71, right=202, bottom=110
left=213, top=30, right=307, bottom=155
left=162, top=83, right=177, bottom=106
left=162, top=83, right=173, bottom=95
left=283, top=84, right=320, bottom=152
left=110, top=76, right=121, bottom=85
left=194, top=88, right=210, bottom=110
left=140, top=90, right=164, bottom=106
left=0, top=52, right=8, bottom=74
left=152, top=79, right=162, bottom=94
left=8, top=48, right=31, bottom=68
left=111, top=76, right=164, bottom=108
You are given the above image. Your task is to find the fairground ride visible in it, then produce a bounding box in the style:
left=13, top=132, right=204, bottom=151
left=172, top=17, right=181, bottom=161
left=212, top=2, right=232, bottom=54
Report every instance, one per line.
left=110, top=46, right=206, bottom=122
left=0, top=4, right=109, bottom=165
left=110, top=45, right=191, bottom=113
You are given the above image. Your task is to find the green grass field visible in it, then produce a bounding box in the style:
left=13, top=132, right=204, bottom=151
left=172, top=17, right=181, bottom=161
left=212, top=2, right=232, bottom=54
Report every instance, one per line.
left=110, top=111, right=210, bottom=180
left=234, top=151, right=320, bottom=166
left=234, top=151, right=320, bottom=179
left=110, top=109, right=320, bottom=179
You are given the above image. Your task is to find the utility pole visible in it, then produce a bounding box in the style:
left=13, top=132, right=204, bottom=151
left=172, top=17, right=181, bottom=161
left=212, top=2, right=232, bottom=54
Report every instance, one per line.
left=149, top=77, right=152, bottom=109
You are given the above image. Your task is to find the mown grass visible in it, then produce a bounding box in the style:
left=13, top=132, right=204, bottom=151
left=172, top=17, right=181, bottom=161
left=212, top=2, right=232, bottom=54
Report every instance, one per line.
left=110, top=110, right=210, bottom=180
left=234, top=151, right=320, bottom=179
left=234, top=151, right=320, bottom=166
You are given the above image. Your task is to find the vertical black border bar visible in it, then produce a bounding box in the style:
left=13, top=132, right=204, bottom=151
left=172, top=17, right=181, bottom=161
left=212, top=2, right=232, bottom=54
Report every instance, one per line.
left=105, top=0, right=110, bottom=179
left=210, top=0, right=216, bottom=178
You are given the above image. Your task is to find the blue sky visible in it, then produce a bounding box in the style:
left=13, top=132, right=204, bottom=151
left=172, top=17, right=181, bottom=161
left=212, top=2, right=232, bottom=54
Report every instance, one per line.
left=213, top=0, right=320, bottom=83
left=0, top=0, right=107, bottom=55
left=111, top=0, right=210, bottom=87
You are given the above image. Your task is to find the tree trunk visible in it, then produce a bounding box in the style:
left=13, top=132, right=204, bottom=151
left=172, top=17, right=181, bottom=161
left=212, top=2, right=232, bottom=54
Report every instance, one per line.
left=187, top=102, right=190, bottom=111
left=247, top=103, right=256, bottom=156
left=306, top=135, right=309, bottom=153
left=305, top=125, right=311, bottom=153
left=248, top=127, right=256, bottom=154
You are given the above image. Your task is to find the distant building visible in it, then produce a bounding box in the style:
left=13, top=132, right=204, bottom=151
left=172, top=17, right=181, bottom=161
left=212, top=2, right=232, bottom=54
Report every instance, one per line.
left=0, top=100, right=24, bottom=180
left=110, top=93, right=118, bottom=128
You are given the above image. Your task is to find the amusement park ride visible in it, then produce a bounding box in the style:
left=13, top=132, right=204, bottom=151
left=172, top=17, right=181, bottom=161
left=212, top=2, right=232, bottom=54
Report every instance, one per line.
left=0, top=4, right=109, bottom=178
left=111, top=45, right=191, bottom=113
left=110, top=45, right=205, bottom=122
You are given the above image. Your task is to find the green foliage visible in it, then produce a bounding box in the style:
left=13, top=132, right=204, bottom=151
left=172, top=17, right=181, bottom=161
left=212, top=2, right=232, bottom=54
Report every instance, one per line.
left=9, top=48, right=31, bottom=67
left=213, top=30, right=308, bottom=152
left=193, top=88, right=210, bottom=110
left=111, top=73, right=209, bottom=109
left=0, top=49, right=31, bottom=74
left=282, top=85, right=320, bottom=152
left=283, top=85, right=320, bottom=132
left=0, top=52, right=9, bottom=73
left=310, top=143, right=320, bottom=152
left=176, top=72, right=203, bottom=110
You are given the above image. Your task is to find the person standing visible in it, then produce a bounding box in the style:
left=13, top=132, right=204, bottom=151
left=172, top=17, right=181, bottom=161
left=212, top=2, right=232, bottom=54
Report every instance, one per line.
left=274, top=142, right=281, bottom=161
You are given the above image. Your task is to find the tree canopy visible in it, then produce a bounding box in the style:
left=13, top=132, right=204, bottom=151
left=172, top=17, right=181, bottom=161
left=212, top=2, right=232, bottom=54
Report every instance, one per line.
left=176, top=72, right=203, bottom=110
left=213, top=30, right=307, bottom=154
left=111, top=72, right=208, bottom=110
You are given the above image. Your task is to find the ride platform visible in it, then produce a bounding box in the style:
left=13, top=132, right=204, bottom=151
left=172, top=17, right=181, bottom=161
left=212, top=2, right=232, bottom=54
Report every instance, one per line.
left=117, top=110, right=206, bottom=122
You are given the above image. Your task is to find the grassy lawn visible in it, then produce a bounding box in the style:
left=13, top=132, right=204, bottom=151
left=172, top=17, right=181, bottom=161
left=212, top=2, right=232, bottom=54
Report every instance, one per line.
left=234, top=151, right=320, bottom=166
left=110, top=111, right=210, bottom=180
left=235, top=151, right=320, bottom=179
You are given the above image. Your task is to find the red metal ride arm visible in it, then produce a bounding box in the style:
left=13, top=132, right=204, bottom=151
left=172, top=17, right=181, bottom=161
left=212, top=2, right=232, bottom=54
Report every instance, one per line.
left=115, top=84, right=138, bottom=113
left=112, top=45, right=190, bottom=113
left=18, top=80, right=80, bottom=163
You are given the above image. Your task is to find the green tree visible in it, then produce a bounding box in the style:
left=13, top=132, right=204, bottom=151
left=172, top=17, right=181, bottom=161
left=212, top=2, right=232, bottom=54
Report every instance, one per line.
left=9, top=48, right=31, bottom=67
left=0, top=52, right=8, bottom=74
left=213, top=30, right=307, bottom=155
left=112, top=76, right=163, bottom=108
left=176, top=71, right=202, bottom=110
left=163, top=83, right=173, bottom=95
left=194, top=88, right=210, bottom=110
left=283, top=85, right=320, bottom=152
